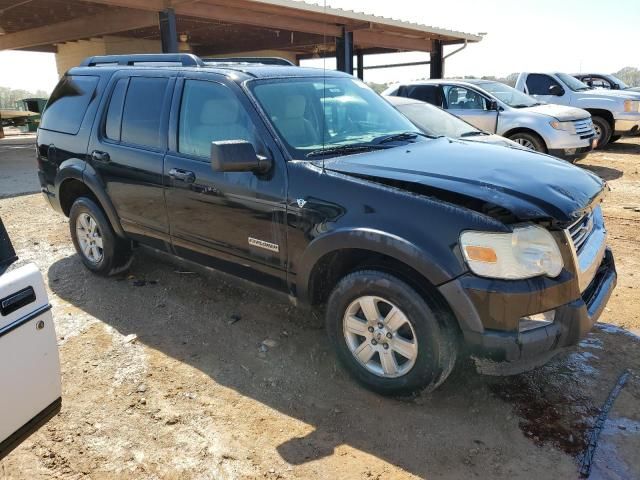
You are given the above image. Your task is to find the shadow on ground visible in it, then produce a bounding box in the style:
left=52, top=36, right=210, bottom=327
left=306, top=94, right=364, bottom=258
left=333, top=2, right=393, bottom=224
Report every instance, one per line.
left=46, top=249, right=637, bottom=478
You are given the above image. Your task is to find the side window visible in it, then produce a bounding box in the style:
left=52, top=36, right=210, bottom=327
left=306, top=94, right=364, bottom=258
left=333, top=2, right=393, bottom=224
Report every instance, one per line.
left=178, top=80, right=257, bottom=159
left=443, top=86, right=487, bottom=110
left=40, top=75, right=99, bottom=134
left=120, top=77, right=168, bottom=149
left=105, top=78, right=128, bottom=141
left=406, top=85, right=442, bottom=106
left=526, top=74, right=560, bottom=95
left=591, top=77, right=611, bottom=89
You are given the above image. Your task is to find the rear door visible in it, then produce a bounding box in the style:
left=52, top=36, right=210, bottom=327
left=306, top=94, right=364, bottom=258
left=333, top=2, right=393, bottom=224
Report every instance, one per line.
left=87, top=72, right=174, bottom=250
left=0, top=219, right=61, bottom=460
left=442, top=85, right=498, bottom=132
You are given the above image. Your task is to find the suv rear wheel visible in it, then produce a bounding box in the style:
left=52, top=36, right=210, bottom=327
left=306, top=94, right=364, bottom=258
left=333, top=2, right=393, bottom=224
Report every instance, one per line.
left=69, top=197, right=132, bottom=276
left=326, top=270, right=458, bottom=396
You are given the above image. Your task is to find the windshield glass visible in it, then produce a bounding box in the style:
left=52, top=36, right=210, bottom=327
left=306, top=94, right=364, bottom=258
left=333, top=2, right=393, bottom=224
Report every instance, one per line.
left=556, top=73, right=590, bottom=91
left=395, top=101, right=480, bottom=138
left=607, top=74, right=629, bottom=89
left=476, top=81, right=539, bottom=107
left=249, top=77, right=423, bottom=158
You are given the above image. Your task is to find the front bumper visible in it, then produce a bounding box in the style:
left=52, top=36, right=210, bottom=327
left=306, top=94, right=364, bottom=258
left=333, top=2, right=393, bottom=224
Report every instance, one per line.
left=548, top=143, right=594, bottom=161
left=439, top=248, right=616, bottom=363
left=614, top=115, right=640, bottom=136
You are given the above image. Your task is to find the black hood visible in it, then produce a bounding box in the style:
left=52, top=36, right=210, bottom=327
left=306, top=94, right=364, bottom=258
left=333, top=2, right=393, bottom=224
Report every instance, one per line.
left=322, top=138, right=605, bottom=224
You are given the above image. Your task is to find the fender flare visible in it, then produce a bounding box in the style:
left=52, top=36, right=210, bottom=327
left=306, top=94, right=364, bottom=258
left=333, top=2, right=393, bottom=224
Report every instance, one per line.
left=55, top=160, right=126, bottom=238
left=295, top=228, right=454, bottom=304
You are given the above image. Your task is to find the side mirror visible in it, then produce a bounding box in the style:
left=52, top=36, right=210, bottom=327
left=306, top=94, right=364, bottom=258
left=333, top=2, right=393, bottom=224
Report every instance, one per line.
left=612, top=83, right=620, bottom=90
left=488, top=99, right=499, bottom=111
left=211, top=140, right=272, bottom=174
left=549, top=84, right=564, bottom=96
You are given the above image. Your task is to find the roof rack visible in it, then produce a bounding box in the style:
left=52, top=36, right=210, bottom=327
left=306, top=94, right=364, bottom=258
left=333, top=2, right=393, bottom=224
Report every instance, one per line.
left=203, top=57, right=294, bottom=66
left=80, top=54, right=205, bottom=67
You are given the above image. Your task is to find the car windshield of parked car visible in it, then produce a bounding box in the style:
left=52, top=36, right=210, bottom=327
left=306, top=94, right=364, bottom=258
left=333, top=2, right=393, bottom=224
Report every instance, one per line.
left=556, top=73, right=590, bottom=91
left=249, top=77, right=425, bottom=159
left=608, top=75, right=629, bottom=89
left=395, top=101, right=481, bottom=138
left=476, top=81, right=539, bottom=108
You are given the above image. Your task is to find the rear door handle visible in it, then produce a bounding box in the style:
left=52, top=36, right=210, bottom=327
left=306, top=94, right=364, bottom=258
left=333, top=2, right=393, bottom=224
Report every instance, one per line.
left=168, top=168, right=196, bottom=184
left=1, top=287, right=36, bottom=316
left=91, top=150, right=110, bottom=163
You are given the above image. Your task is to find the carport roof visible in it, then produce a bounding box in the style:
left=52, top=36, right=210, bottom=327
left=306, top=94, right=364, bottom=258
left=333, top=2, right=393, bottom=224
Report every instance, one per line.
left=0, top=0, right=483, bottom=56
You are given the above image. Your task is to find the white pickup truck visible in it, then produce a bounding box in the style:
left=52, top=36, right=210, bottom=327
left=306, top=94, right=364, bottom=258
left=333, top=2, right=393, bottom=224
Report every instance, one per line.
left=515, top=72, right=640, bottom=147
left=0, top=218, right=61, bottom=460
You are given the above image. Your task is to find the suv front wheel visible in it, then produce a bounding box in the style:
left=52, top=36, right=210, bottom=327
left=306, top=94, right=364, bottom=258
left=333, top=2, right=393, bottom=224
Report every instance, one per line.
left=69, top=197, right=132, bottom=276
left=326, top=270, right=458, bottom=396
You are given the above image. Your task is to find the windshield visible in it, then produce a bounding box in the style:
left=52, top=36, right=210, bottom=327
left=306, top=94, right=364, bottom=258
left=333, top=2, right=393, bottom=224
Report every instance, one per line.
left=607, top=74, right=629, bottom=89
left=476, top=81, right=539, bottom=108
left=395, top=101, right=481, bottom=138
left=556, top=73, right=590, bottom=91
left=249, top=77, right=423, bottom=158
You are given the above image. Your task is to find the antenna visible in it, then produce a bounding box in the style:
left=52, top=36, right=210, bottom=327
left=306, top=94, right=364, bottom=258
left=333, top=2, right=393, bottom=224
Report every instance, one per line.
left=322, top=0, right=327, bottom=171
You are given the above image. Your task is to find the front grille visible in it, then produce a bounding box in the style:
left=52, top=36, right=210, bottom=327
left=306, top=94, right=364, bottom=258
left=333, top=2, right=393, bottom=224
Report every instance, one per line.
left=568, top=210, right=595, bottom=253
left=573, top=119, right=595, bottom=139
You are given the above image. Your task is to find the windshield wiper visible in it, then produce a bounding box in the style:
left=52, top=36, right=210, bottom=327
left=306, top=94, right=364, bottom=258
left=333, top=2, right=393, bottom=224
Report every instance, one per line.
left=305, top=144, right=389, bottom=158
left=460, top=131, right=489, bottom=137
left=373, top=131, right=438, bottom=144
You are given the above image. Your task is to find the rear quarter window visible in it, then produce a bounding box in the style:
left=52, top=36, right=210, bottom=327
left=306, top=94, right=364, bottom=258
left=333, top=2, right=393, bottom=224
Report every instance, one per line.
left=120, top=77, right=168, bottom=149
left=40, top=75, right=99, bottom=135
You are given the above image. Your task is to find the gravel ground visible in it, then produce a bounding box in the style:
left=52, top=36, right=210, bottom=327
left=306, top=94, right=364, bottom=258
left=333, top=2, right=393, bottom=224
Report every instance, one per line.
left=0, top=137, right=639, bottom=479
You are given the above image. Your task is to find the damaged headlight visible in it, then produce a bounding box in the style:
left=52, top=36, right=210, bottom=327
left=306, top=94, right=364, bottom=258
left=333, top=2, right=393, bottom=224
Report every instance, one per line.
left=460, top=224, right=563, bottom=279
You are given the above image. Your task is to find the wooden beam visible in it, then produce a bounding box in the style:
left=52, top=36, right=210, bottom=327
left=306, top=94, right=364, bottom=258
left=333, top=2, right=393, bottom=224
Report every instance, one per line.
left=0, top=8, right=158, bottom=50
left=174, top=2, right=342, bottom=37
left=353, top=30, right=432, bottom=52
left=75, top=0, right=165, bottom=10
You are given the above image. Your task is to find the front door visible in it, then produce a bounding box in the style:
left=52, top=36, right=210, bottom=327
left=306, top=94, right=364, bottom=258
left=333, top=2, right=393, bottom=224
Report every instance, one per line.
left=442, top=85, right=498, bottom=132
left=164, top=76, right=288, bottom=290
left=87, top=72, right=174, bottom=249
left=524, top=73, right=567, bottom=105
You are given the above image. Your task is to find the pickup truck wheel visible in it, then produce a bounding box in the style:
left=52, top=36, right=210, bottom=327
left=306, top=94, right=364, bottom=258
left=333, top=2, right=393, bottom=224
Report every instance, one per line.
left=592, top=116, right=612, bottom=148
left=326, top=270, right=458, bottom=396
left=507, top=132, right=546, bottom=152
left=69, top=197, right=132, bottom=276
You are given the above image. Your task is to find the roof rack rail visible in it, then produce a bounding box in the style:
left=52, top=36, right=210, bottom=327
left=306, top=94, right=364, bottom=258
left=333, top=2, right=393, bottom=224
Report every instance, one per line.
left=80, top=54, right=205, bottom=67
left=203, top=57, right=294, bottom=66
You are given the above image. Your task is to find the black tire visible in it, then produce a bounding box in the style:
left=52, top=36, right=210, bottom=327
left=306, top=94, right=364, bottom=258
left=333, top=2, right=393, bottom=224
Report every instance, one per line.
left=506, top=131, right=546, bottom=153
left=326, top=270, right=458, bottom=396
left=69, top=197, right=132, bottom=276
left=609, top=135, right=622, bottom=143
left=592, top=116, right=612, bottom=149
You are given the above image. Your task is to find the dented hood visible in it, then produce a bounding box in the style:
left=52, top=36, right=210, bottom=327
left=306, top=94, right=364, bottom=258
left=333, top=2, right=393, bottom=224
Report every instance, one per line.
left=323, top=138, right=605, bottom=224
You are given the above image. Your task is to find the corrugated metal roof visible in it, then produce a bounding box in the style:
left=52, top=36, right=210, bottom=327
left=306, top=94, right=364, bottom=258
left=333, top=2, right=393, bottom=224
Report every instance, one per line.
left=249, top=0, right=483, bottom=42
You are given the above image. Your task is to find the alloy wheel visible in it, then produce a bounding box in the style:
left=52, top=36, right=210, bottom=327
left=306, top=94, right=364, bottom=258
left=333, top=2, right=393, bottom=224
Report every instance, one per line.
left=513, top=137, right=536, bottom=150
left=76, top=212, right=104, bottom=263
left=342, top=295, right=418, bottom=378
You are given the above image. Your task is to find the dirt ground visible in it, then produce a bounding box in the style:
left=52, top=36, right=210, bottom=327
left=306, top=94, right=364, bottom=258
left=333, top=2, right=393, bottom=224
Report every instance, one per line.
left=0, top=137, right=639, bottom=479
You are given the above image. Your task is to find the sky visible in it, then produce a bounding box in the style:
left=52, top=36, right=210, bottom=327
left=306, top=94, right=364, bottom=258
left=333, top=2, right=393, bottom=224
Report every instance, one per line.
left=0, top=0, right=638, bottom=93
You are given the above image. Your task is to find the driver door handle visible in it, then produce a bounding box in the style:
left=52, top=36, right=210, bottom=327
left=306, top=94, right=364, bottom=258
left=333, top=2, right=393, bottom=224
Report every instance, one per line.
left=91, top=150, right=110, bottom=163
left=168, top=168, right=196, bottom=184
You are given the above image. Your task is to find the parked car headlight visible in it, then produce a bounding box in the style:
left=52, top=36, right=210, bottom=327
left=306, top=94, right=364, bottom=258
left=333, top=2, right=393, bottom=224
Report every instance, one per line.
left=549, top=120, right=576, bottom=134
left=460, top=224, right=563, bottom=279
left=623, top=100, right=640, bottom=113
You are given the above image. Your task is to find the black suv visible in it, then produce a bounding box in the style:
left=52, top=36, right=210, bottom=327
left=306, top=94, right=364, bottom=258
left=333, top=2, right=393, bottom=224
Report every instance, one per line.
left=37, top=54, right=617, bottom=395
